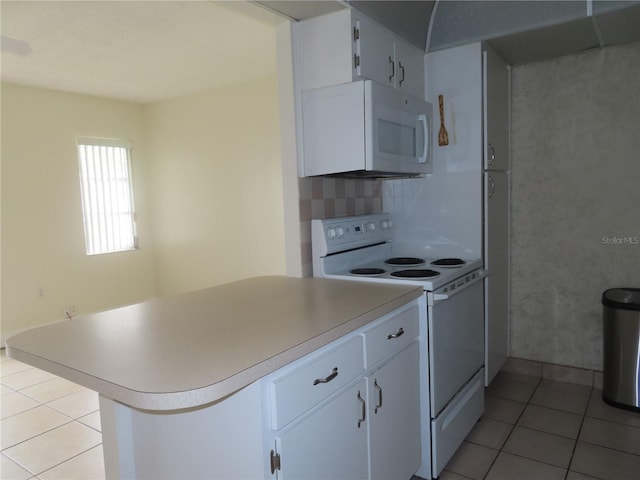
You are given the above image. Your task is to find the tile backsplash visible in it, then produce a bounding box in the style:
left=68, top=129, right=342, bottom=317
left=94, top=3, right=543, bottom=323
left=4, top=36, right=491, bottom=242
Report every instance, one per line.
left=298, top=177, right=382, bottom=275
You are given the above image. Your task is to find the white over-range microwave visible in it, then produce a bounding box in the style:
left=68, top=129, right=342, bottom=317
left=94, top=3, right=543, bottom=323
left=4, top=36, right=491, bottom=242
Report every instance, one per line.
left=301, top=80, right=433, bottom=178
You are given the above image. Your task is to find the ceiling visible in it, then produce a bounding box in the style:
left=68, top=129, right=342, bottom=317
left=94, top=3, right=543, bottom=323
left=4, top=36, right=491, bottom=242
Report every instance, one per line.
left=0, top=1, right=284, bottom=104
left=429, top=1, right=640, bottom=65
left=264, top=0, right=640, bottom=64
left=2, top=1, right=639, bottom=104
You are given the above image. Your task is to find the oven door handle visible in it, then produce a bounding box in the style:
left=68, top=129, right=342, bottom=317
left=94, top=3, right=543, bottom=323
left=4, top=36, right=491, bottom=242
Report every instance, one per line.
left=432, top=270, right=489, bottom=302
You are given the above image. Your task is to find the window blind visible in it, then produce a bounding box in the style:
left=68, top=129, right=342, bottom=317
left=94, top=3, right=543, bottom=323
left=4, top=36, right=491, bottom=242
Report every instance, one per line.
left=77, top=138, right=137, bottom=255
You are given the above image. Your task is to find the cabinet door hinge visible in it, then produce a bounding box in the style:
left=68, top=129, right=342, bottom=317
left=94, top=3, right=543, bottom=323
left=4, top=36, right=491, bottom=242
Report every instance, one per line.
left=270, top=449, right=281, bottom=474
left=353, top=26, right=360, bottom=41
left=354, top=54, right=360, bottom=68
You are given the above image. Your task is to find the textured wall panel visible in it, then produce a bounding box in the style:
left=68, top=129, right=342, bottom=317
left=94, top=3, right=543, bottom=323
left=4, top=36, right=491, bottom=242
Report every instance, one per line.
left=510, top=41, right=640, bottom=370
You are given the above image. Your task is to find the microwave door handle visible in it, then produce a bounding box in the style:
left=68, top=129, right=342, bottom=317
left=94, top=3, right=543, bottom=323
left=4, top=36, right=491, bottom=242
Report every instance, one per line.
left=418, top=114, right=428, bottom=163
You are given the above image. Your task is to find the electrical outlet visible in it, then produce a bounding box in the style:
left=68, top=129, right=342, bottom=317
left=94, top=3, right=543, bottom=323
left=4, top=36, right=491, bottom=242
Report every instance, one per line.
left=63, top=305, right=77, bottom=319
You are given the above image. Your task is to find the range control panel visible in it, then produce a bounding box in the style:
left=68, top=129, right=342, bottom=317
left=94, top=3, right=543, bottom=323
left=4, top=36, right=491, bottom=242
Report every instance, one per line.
left=311, top=213, right=395, bottom=256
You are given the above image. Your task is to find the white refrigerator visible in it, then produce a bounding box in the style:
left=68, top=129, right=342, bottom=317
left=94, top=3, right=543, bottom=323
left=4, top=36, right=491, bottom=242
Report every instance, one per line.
left=483, top=44, right=511, bottom=385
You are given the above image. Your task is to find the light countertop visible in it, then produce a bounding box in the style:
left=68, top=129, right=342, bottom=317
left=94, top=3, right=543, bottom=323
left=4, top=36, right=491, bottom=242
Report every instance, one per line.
left=6, top=276, right=422, bottom=411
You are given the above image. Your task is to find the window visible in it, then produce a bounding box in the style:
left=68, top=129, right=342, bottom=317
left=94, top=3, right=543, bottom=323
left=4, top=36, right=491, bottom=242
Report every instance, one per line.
left=77, top=138, right=137, bottom=255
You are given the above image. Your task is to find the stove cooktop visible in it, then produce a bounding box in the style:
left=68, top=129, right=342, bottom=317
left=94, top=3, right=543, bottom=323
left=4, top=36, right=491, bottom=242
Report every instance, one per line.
left=351, top=257, right=468, bottom=279
left=338, top=255, right=483, bottom=291
left=311, top=214, right=484, bottom=291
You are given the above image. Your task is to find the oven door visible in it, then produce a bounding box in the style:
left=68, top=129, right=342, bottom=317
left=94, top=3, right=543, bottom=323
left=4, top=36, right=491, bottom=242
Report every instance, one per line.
left=428, top=273, right=485, bottom=417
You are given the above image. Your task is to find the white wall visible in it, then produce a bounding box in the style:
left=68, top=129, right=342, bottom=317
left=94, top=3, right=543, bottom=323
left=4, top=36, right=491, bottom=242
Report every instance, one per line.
left=144, top=76, right=286, bottom=296
left=1, top=84, right=158, bottom=342
left=1, top=73, right=287, bottom=341
left=510, top=41, right=640, bottom=370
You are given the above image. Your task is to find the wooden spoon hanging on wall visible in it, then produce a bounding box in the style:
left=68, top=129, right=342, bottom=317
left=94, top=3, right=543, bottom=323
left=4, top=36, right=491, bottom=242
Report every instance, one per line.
left=438, top=94, right=449, bottom=146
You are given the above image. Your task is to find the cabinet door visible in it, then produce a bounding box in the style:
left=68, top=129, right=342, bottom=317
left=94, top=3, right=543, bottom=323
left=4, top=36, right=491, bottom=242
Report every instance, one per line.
left=368, top=342, right=422, bottom=480
left=276, top=379, right=369, bottom=480
left=355, top=15, right=396, bottom=89
left=484, top=171, right=509, bottom=385
left=395, top=40, right=425, bottom=99
left=297, top=9, right=355, bottom=92
left=483, top=45, right=510, bottom=171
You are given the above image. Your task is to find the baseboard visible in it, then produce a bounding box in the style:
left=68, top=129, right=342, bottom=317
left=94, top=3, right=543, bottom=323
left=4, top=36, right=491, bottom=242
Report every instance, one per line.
left=502, top=357, right=603, bottom=389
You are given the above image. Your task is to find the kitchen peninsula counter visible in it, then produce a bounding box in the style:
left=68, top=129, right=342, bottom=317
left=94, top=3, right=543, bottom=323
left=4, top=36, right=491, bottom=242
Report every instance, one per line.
left=6, top=276, right=422, bottom=411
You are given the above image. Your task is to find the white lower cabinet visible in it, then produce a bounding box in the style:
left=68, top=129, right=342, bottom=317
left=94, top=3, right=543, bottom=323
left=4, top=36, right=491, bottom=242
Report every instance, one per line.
left=273, top=379, right=369, bottom=480
left=100, top=382, right=266, bottom=480
left=368, top=341, right=421, bottom=480
left=265, top=300, right=422, bottom=480
left=96, top=298, right=424, bottom=480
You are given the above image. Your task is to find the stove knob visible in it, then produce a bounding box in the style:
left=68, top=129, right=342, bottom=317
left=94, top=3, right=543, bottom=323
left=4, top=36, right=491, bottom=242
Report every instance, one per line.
left=327, top=227, right=336, bottom=239
left=368, top=222, right=376, bottom=232
left=336, top=227, right=345, bottom=238
left=381, top=220, right=389, bottom=230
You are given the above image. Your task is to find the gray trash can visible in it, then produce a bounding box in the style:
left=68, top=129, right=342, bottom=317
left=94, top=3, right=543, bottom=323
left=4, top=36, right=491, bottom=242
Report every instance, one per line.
left=602, top=287, right=640, bottom=411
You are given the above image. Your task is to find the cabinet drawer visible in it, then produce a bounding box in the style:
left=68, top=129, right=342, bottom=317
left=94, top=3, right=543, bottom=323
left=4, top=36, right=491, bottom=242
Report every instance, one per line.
left=363, top=303, right=419, bottom=368
left=269, top=335, right=364, bottom=430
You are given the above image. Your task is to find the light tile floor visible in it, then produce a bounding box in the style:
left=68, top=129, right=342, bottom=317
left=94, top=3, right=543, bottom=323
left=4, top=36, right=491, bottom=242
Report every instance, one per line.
left=2, top=349, right=640, bottom=480
left=1, top=349, right=104, bottom=480
left=438, top=371, right=640, bottom=480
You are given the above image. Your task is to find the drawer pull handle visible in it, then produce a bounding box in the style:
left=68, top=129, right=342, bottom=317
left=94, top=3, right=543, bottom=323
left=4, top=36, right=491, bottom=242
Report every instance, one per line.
left=374, top=379, right=383, bottom=414
left=388, top=56, right=395, bottom=82
left=313, top=367, right=338, bottom=385
left=387, top=327, right=404, bottom=339
left=357, top=390, right=366, bottom=428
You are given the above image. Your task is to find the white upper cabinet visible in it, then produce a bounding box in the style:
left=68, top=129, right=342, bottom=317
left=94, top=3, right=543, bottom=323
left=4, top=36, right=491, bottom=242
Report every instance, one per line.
left=296, top=9, right=425, bottom=99
left=393, top=39, right=426, bottom=97
left=355, top=15, right=396, bottom=89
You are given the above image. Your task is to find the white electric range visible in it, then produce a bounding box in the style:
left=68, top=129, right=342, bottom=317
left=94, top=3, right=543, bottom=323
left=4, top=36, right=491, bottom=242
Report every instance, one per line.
left=312, top=212, right=486, bottom=479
